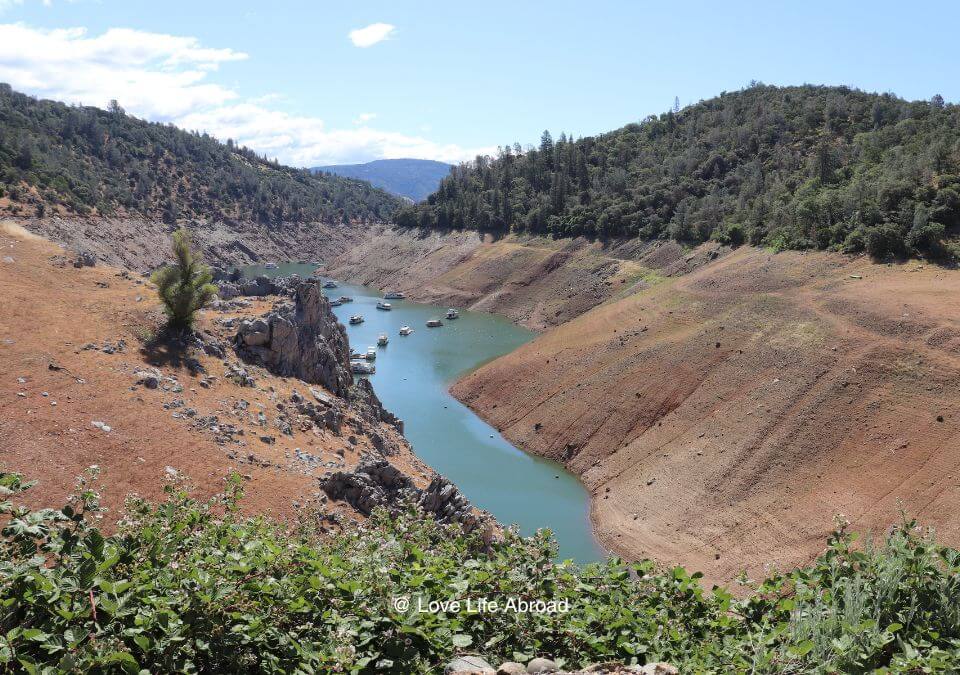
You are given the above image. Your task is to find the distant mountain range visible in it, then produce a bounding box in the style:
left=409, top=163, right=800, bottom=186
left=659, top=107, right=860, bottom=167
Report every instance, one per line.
left=312, top=158, right=452, bottom=203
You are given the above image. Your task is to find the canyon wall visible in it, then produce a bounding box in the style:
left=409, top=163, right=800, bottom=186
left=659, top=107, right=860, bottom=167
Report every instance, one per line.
left=323, top=226, right=726, bottom=331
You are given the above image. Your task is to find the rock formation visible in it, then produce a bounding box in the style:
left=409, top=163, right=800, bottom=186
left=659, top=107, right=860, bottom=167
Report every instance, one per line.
left=320, top=455, right=485, bottom=532
left=234, top=279, right=352, bottom=396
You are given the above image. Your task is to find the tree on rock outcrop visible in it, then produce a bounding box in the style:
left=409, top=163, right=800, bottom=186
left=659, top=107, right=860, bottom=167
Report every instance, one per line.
left=151, top=227, right=217, bottom=331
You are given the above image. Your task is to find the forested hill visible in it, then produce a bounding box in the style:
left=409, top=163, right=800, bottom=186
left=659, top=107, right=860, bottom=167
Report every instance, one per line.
left=0, top=84, right=401, bottom=224
left=313, top=158, right=452, bottom=202
left=396, top=85, right=960, bottom=258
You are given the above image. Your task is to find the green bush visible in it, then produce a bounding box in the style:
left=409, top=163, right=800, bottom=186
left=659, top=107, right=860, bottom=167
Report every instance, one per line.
left=3, top=469, right=960, bottom=673
left=866, top=223, right=908, bottom=259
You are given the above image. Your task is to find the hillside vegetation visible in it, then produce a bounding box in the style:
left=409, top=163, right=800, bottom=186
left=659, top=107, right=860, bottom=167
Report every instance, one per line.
left=0, top=84, right=401, bottom=224
left=314, top=158, right=452, bottom=202
left=3, top=470, right=960, bottom=673
left=396, top=85, right=960, bottom=258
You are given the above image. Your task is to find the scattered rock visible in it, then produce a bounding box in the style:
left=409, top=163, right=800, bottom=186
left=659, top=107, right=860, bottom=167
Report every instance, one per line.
left=526, top=657, right=557, bottom=673
left=73, top=250, right=96, bottom=268
left=134, top=368, right=161, bottom=389
left=446, top=656, right=495, bottom=674
left=636, top=664, right=678, bottom=675
left=91, top=420, right=112, bottom=433
left=497, top=663, right=527, bottom=675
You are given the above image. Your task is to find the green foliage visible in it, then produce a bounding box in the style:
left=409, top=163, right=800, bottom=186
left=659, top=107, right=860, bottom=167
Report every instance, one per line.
left=150, top=227, right=218, bottom=331
left=2, top=471, right=960, bottom=673
left=398, top=85, right=960, bottom=260
left=0, top=83, right=401, bottom=223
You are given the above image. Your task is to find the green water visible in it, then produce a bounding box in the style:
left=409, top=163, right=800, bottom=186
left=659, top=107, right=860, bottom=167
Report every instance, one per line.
left=239, top=264, right=604, bottom=563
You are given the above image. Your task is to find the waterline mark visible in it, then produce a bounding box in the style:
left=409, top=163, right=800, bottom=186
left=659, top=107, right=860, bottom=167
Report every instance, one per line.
left=393, top=595, right=570, bottom=615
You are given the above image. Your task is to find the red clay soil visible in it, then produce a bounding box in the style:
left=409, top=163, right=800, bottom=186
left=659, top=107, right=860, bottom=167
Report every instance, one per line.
left=0, top=222, right=430, bottom=523
left=452, top=246, right=960, bottom=585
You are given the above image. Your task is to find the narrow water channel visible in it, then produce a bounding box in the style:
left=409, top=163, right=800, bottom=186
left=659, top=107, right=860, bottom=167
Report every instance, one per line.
left=240, top=264, right=604, bottom=563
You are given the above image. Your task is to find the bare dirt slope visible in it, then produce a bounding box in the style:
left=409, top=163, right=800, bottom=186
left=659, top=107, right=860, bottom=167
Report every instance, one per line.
left=323, top=226, right=727, bottom=331
left=452, top=246, right=960, bottom=584
left=0, top=221, right=430, bottom=522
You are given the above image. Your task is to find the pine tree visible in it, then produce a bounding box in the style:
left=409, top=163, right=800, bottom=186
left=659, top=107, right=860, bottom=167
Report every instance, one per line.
left=151, top=228, right=218, bottom=332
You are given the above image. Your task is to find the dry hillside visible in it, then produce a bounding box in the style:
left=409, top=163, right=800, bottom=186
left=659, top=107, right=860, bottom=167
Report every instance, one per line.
left=452, top=246, right=960, bottom=583
left=0, top=221, right=431, bottom=522
left=324, top=226, right=725, bottom=331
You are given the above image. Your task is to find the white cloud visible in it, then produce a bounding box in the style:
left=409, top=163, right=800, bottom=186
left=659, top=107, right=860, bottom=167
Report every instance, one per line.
left=177, top=103, right=491, bottom=166
left=0, top=23, right=485, bottom=165
left=0, top=24, right=246, bottom=117
left=348, top=22, right=395, bottom=48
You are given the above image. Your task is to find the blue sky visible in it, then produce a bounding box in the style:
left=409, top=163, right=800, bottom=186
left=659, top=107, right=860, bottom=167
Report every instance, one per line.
left=0, top=0, right=957, bottom=165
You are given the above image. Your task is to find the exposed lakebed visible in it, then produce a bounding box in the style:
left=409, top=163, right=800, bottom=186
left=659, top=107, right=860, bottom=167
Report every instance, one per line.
left=240, top=263, right=604, bottom=563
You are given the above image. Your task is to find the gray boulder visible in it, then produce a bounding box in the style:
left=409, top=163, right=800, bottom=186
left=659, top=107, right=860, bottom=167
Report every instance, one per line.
left=526, top=658, right=558, bottom=673
left=445, top=656, right=495, bottom=674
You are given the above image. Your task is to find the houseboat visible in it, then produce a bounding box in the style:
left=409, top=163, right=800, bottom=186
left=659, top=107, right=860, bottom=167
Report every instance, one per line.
left=337, top=296, right=353, bottom=303
left=323, top=280, right=338, bottom=289
left=376, top=301, right=392, bottom=311
left=445, top=308, right=460, bottom=320
left=384, top=291, right=406, bottom=300
left=349, top=315, right=364, bottom=325
left=351, top=361, right=375, bottom=375
left=377, top=333, right=389, bottom=346
left=365, top=347, right=377, bottom=361
left=426, top=318, right=444, bottom=328
left=399, top=325, right=414, bottom=336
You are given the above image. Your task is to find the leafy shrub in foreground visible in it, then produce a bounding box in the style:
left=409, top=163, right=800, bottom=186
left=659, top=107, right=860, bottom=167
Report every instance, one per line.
left=2, top=469, right=960, bottom=673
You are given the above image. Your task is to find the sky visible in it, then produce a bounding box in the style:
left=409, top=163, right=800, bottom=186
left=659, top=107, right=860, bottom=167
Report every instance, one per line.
left=0, top=0, right=957, bottom=167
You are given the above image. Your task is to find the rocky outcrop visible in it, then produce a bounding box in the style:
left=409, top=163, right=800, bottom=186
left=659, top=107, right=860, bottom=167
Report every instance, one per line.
left=320, top=455, right=485, bottom=531
left=217, top=274, right=298, bottom=300
left=350, top=377, right=404, bottom=434
left=234, top=279, right=353, bottom=396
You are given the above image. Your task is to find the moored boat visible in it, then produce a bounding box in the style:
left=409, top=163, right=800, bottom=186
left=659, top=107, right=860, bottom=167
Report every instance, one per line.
left=377, top=333, right=389, bottom=346
left=351, top=361, right=375, bottom=375
left=384, top=291, right=406, bottom=299
left=365, top=347, right=377, bottom=361
left=264, top=262, right=278, bottom=269
left=323, top=280, right=338, bottom=289
left=349, top=314, right=364, bottom=325
left=445, top=308, right=459, bottom=320
left=376, top=301, right=392, bottom=311
left=337, top=296, right=353, bottom=303
left=426, top=318, right=443, bottom=328
left=330, top=298, right=342, bottom=307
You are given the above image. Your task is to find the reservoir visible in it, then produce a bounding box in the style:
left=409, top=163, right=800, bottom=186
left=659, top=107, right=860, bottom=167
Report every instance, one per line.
left=241, top=264, right=604, bottom=563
